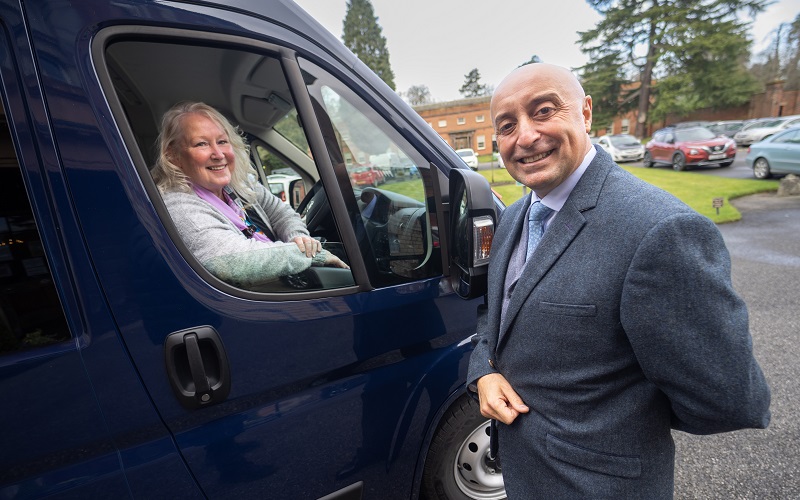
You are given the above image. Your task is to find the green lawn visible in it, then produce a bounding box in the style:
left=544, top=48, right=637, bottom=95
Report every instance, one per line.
left=479, top=167, right=780, bottom=224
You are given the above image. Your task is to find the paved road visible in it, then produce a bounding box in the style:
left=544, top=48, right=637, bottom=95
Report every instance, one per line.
left=673, top=192, right=800, bottom=499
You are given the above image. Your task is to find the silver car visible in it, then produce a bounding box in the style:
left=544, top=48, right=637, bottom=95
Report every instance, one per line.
left=734, top=115, right=800, bottom=146
left=596, top=134, right=645, bottom=162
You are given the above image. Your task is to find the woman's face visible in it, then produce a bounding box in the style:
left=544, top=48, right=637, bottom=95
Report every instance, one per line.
left=174, top=113, right=235, bottom=198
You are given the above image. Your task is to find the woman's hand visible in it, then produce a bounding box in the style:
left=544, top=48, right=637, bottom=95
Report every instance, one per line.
left=292, top=236, right=322, bottom=257
left=324, top=252, right=350, bottom=269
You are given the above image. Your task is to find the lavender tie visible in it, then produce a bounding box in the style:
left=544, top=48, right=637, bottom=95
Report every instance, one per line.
left=526, top=201, right=553, bottom=261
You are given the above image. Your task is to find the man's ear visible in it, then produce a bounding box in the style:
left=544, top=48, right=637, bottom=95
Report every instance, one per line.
left=583, top=95, right=593, bottom=133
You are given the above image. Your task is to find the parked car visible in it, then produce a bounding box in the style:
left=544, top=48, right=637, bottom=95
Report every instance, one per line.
left=348, top=164, right=385, bottom=186
left=456, top=147, right=479, bottom=170
left=746, top=126, right=800, bottom=179
left=595, top=134, right=645, bottom=162
left=266, top=173, right=303, bottom=204
left=673, top=120, right=713, bottom=129
left=707, top=120, right=745, bottom=138
left=733, top=115, right=800, bottom=146
left=0, top=1, right=504, bottom=498
left=644, top=127, right=737, bottom=171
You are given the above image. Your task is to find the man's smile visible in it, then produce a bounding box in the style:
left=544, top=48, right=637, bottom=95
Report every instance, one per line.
left=519, top=150, right=554, bottom=164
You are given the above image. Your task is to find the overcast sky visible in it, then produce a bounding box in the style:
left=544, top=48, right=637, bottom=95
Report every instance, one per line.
left=292, top=0, right=798, bottom=103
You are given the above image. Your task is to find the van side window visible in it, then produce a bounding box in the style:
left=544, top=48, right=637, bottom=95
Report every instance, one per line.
left=103, top=39, right=354, bottom=293
left=0, top=103, right=70, bottom=354
left=299, top=58, right=442, bottom=285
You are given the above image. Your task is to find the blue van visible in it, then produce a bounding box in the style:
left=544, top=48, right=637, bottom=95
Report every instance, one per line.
left=0, top=0, right=504, bottom=498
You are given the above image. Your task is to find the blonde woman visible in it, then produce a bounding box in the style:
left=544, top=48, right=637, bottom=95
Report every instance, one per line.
left=152, top=102, right=347, bottom=287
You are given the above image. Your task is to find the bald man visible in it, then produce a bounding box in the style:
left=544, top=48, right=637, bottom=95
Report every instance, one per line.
left=466, top=63, right=770, bottom=498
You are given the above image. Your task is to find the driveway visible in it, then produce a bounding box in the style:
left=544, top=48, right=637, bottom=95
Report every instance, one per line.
left=673, top=192, right=800, bottom=498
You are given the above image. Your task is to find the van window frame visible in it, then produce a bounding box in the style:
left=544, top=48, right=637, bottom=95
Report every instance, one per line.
left=91, top=26, right=369, bottom=300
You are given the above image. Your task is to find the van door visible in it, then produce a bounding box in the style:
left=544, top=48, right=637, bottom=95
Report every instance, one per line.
left=24, top=2, right=479, bottom=498
left=0, top=2, right=200, bottom=496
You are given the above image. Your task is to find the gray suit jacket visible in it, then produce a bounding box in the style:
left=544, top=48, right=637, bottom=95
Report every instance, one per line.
left=467, top=147, right=770, bottom=499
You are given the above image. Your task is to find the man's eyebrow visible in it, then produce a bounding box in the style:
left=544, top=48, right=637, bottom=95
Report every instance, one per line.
left=528, top=92, right=564, bottom=109
left=493, top=92, right=564, bottom=126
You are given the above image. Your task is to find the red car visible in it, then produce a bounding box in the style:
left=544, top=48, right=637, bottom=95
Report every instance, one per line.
left=349, top=165, right=385, bottom=186
left=644, top=127, right=737, bottom=171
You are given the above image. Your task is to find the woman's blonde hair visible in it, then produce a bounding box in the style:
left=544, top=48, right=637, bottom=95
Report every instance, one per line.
left=152, top=101, right=260, bottom=206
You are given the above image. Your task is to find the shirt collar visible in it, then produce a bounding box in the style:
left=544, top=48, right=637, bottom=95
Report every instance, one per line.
left=532, top=144, right=596, bottom=212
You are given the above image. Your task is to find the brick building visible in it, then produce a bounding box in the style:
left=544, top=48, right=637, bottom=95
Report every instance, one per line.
left=414, top=96, right=497, bottom=155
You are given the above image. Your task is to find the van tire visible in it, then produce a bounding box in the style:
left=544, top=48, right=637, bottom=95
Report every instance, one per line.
left=420, top=395, right=506, bottom=500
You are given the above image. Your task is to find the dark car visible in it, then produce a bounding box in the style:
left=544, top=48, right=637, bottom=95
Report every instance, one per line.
left=746, top=126, right=800, bottom=179
left=644, top=127, right=737, bottom=171
left=708, top=120, right=746, bottom=138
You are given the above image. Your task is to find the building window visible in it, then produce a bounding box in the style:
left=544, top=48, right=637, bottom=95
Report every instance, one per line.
left=621, top=119, right=629, bottom=134
left=438, top=120, right=447, bottom=128
left=477, top=135, right=486, bottom=150
left=457, top=117, right=465, bottom=125
left=476, top=115, right=485, bottom=123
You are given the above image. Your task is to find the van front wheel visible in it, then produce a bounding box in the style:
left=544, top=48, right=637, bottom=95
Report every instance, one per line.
left=420, top=395, right=506, bottom=500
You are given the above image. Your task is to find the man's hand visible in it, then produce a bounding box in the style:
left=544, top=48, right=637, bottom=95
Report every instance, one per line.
left=477, top=373, right=529, bottom=425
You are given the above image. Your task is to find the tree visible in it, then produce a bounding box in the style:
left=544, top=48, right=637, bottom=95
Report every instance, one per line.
left=753, top=14, right=800, bottom=91
left=580, top=52, right=634, bottom=133
left=342, top=0, right=395, bottom=90
left=786, top=15, right=800, bottom=90
left=460, top=68, right=488, bottom=98
left=404, top=84, right=432, bottom=106
left=579, top=0, right=767, bottom=137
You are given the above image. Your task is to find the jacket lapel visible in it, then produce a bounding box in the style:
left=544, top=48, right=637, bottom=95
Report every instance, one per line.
left=496, top=148, right=614, bottom=348
left=486, top=194, right=530, bottom=339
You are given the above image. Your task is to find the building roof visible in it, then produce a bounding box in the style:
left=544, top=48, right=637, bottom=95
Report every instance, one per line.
left=413, top=95, right=491, bottom=112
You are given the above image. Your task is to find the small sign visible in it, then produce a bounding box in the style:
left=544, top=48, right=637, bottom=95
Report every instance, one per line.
left=712, top=197, right=724, bottom=214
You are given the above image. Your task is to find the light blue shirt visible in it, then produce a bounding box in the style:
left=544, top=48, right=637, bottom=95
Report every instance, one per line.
left=532, top=144, right=596, bottom=230
left=500, top=144, right=596, bottom=328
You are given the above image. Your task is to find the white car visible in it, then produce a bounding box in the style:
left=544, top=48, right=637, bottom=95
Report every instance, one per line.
left=733, top=115, right=800, bottom=146
left=456, top=148, right=479, bottom=170
left=595, top=134, right=645, bottom=162
left=266, top=173, right=303, bottom=205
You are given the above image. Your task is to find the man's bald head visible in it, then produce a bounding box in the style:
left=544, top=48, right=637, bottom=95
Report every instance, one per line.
left=489, top=63, right=593, bottom=198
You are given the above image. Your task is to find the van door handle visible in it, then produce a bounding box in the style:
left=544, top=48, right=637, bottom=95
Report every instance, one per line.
left=164, top=326, right=231, bottom=409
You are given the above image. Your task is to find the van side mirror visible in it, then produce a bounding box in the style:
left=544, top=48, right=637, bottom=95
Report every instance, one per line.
left=448, top=169, right=496, bottom=299
left=288, top=178, right=307, bottom=209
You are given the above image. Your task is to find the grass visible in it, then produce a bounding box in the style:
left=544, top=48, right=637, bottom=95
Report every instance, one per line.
left=478, top=167, right=780, bottom=224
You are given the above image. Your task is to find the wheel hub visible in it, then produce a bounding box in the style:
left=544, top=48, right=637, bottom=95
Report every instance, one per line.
left=453, top=420, right=506, bottom=499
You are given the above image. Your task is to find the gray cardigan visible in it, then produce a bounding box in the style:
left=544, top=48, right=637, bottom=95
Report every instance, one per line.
left=163, top=182, right=328, bottom=287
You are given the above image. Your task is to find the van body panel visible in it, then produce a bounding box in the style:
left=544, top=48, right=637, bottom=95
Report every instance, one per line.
left=0, top=1, right=491, bottom=498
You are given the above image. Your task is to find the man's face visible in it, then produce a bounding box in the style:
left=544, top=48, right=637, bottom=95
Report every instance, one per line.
left=491, top=65, right=592, bottom=198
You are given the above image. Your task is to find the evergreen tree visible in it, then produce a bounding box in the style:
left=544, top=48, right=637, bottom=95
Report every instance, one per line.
left=342, top=0, right=395, bottom=90
left=405, top=84, right=432, bottom=106
left=460, top=68, right=488, bottom=98
left=579, top=0, right=767, bottom=137
left=580, top=51, right=632, bottom=134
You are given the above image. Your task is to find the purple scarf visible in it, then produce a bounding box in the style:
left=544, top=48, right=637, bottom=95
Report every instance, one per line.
left=192, top=184, right=271, bottom=243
